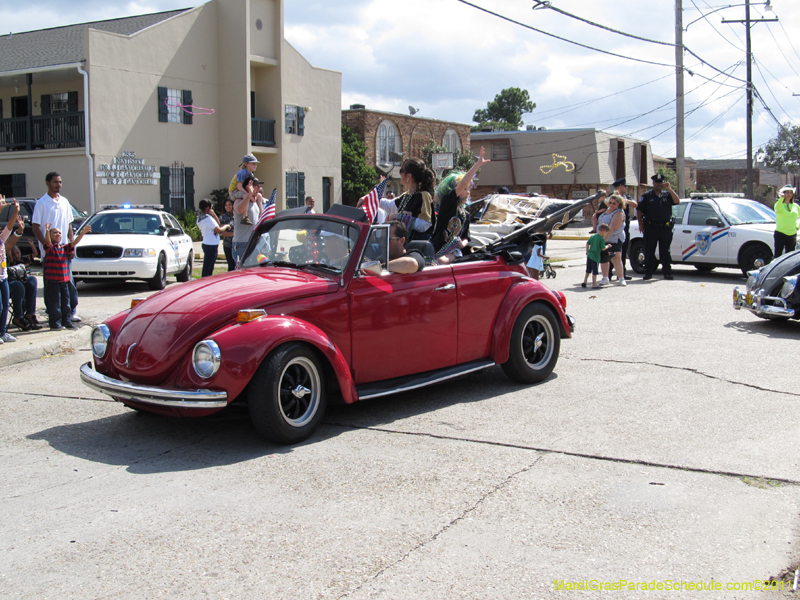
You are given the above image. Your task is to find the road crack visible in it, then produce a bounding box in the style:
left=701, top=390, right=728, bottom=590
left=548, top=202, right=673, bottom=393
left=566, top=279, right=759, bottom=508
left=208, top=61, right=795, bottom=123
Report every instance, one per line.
left=336, top=454, right=545, bottom=599
left=580, top=357, right=800, bottom=398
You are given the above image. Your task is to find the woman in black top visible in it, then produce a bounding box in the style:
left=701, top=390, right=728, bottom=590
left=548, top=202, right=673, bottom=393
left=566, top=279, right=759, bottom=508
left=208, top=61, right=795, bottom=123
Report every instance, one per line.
left=389, top=158, right=437, bottom=242
left=431, top=147, right=490, bottom=263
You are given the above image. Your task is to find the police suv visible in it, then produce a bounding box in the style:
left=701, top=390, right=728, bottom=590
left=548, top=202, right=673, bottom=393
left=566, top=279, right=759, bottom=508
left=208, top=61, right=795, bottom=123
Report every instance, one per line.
left=72, top=205, right=194, bottom=289
left=627, top=194, right=777, bottom=275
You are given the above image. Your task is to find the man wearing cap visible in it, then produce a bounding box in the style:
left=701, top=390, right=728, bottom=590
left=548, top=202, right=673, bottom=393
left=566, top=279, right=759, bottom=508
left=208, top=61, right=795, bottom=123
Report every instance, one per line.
left=636, top=173, right=679, bottom=280
left=232, top=176, right=263, bottom=265
left=774, top=184, right=800, bottom=258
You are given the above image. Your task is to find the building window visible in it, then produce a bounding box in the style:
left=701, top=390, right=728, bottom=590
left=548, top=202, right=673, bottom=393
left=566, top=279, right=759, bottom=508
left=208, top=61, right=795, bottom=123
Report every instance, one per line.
left=51, top=93, right=69, bottom=114
left=158, top=87, right=193, bottom=124
left=376, top=120, right=399, bottom=165
left=159, top=163, right=195, bottom=212
left=286, top=171, right=305, bottom=209
left=491, top=141, right=510, bottom=160
left=0, top=173, right=26, bottom=198
left=443, top=129, right=461, bottom=153
left=40, top=91, right=77, bottom=115
left=285, top=105, right=305, bottom=136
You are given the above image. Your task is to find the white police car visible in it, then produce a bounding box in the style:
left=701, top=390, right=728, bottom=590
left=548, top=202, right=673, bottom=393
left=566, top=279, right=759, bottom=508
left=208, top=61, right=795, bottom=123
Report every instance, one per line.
left=628, top=195, right=777, bottom=275
left=72, top=205, right=194, bottom=289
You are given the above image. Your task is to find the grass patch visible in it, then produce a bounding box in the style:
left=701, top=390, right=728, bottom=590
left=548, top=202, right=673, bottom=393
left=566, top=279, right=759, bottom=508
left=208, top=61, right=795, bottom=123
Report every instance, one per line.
left=191, top=262, right=231, bottom=279
left=740, top=476, right=785, bottom=489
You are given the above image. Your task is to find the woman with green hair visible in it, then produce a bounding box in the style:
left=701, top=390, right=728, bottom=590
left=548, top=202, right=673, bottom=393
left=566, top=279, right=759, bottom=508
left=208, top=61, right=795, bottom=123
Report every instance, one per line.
left=431, top=146, right=490, bottom=263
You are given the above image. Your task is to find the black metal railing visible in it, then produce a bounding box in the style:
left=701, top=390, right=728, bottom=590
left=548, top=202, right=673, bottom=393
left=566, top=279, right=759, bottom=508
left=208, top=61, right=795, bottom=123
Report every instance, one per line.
left=251, top=118, right=276, bottom=147
left=0, top=112, right=85, bottom=151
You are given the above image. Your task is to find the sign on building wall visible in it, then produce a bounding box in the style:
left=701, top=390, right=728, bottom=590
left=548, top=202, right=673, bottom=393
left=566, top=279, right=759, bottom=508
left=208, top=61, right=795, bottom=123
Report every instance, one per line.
left=96, top=151, right=160, bottom=185
left=571, top=191, right=589, bottom=199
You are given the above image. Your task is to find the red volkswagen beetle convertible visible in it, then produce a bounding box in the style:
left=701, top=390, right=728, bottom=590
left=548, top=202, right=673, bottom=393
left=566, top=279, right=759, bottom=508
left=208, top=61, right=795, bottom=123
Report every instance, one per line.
left=81, top=202, right=582, bottom=444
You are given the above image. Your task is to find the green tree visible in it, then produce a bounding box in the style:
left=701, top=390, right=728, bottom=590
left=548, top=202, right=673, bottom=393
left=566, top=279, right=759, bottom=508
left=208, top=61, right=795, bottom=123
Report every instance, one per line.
left=656, top=166, right=678, bottom=189
left=472, top=87, right=536, bottom=132
left=420, top=140, right=477, bottom=177
left=342, top=123, right=378, bottom=205
left=759, top=123, right=800, bottom=171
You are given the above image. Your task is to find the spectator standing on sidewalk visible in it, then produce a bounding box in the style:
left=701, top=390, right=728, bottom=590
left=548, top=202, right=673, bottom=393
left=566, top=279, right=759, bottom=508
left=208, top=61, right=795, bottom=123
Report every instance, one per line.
left=774, top=185, right=799, bottom=258
left=32, top=172, right=81, bottom=322
left=42, top=221, right=90, bottom=330
left=218, top=199, right=236, bottom=271
left=197, top=199, right=231, bottom=277
left=5, top=215, right=42, bottom=332
left=0, top=196, right=20, bottom=343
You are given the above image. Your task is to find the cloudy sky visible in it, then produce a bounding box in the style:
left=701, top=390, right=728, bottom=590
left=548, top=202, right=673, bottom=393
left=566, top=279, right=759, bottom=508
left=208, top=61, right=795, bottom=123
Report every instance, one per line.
left=4, top=0, right=799, bottom=160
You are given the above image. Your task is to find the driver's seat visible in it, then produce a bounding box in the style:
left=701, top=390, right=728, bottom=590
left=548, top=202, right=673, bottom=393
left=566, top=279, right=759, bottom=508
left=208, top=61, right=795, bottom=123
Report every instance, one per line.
left=406, top=240, right=435, bottom=265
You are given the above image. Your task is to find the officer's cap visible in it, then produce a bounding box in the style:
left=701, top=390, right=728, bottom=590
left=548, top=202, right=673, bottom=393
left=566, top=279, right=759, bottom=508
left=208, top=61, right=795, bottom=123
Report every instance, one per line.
left=612, top=177, right=626, bottom=188
left=651, top=173, right=667, bottom=183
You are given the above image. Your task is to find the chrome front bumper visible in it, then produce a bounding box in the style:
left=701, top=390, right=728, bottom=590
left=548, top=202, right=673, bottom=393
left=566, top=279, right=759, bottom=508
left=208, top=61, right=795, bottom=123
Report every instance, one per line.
left=733, top=287, right=796, bottom=318
left=80, top=362, right=228, bottom=409
left=567, top=314, right=576, bottom=333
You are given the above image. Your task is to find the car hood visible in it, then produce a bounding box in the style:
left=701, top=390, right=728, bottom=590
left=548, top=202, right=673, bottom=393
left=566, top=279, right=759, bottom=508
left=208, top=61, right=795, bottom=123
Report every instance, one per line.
left=111, top=268, right=337, bottom=382
left=755, top=249, right=800, bottom=293
left=74, top=234, right=162, bottom=249
left=733, top=222, right=775, bottom=235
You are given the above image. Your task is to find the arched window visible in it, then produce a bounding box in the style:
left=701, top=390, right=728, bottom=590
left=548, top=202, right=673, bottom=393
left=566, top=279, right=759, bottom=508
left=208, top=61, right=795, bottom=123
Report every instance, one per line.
left=376, top=120, right=399, bottom=165
left=443, top=129, right=461, bottom=153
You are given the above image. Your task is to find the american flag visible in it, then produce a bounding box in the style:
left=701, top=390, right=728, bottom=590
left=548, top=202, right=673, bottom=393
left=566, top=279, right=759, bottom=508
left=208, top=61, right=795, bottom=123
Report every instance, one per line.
left=362, top=178, right=387, bottom=224
left=255, top=188, right=277, bottom=228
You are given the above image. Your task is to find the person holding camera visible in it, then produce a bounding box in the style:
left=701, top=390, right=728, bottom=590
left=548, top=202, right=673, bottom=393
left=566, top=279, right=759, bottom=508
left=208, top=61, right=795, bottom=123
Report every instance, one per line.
left=0, top=195, right=21, bottom=342
left=5, top=215, right=41, bottom=332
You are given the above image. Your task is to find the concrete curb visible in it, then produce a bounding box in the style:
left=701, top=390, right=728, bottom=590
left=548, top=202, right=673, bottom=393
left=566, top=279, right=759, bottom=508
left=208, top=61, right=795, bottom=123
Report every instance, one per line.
left=551, top=235, right=590, bottom=241
left=0, top=326, right=91, bottom=368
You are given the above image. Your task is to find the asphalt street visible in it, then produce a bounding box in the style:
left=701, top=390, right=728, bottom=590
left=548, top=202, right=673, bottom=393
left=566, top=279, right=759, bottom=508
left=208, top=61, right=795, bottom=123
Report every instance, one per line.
left=1, top=238, right=799, bottom=599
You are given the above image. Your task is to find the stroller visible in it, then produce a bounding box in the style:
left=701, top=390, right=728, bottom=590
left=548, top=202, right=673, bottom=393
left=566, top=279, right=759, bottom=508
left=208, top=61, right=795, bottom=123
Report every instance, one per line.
left=542, top=256, right=556, bottom=279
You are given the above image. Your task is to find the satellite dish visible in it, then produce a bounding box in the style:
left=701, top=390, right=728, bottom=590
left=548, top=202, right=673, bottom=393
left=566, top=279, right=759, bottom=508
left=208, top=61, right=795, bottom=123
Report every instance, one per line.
left=408, top=106, right=419, bottom=116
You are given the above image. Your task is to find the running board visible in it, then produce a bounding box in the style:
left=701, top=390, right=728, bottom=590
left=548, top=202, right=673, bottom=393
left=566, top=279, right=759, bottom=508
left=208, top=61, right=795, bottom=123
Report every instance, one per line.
left=356, top=359, right=496, bottom=401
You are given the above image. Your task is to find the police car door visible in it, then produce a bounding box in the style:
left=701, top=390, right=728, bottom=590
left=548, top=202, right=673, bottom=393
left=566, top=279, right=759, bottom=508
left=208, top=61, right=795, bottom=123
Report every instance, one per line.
left=165, top=213, right=191, bottom=272
left=674, top=201, right=728, bottom=266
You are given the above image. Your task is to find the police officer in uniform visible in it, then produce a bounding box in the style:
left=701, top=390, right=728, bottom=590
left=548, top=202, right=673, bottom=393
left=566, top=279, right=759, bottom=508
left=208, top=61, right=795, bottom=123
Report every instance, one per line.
left=636, top=172, right=679, bottom=280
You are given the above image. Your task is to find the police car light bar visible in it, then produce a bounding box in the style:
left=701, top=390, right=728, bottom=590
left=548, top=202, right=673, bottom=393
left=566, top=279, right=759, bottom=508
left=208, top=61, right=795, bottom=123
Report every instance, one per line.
left=688, top=193, right=745, bottom=198
left=99, top=204, right=165, bottom=210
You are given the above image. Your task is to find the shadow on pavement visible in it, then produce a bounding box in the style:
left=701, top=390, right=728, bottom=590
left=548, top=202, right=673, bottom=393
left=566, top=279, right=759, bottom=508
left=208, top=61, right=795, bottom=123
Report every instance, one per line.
left=27, top=366, right=557, bottom=470
left=724, top=319, right=800, bottom=339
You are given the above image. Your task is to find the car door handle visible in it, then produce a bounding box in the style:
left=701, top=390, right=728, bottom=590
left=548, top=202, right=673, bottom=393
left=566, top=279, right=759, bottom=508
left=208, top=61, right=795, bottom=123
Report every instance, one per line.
left=434, top=284, right=456, bottom=292
left=683, top=230, right=691, bottom=233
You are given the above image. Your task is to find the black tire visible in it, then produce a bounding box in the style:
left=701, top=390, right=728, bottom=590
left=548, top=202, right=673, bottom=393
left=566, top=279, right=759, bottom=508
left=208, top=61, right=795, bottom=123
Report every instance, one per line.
left=148, top=254, right=167, bottom=290
left=628, top=239, right=646, bottom=274
left=501, top=303, right=561, bottom=384
left=176, top=252, right=193, bottom=282
left=694, top=265, right=715, bottom=272
left=740, top=245, right=772, bottom=275
left=248, top=343, right=327, bottom=444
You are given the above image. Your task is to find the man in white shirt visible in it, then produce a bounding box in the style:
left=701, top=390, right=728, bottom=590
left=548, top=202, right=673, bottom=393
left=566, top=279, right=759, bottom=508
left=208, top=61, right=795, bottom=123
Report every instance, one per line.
left=32, top=172, right=79, bottom=321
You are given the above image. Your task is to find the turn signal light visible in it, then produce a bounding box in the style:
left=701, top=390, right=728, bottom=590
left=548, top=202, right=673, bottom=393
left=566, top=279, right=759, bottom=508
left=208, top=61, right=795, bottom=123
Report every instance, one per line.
left=130, top=297, right=146, bottom=309
left=236, top=309, right=266, bottom=323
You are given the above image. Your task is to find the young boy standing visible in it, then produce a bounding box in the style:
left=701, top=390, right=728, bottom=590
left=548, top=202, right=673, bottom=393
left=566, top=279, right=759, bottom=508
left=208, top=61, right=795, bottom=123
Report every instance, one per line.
left=43, top=222, right=90, bottom=330
left=583, top=223, right=611, bottom=289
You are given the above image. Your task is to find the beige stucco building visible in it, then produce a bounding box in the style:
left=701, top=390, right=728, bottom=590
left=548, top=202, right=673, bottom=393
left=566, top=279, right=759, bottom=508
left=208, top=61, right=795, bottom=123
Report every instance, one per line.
left=0, top=0, right=342, bottom=214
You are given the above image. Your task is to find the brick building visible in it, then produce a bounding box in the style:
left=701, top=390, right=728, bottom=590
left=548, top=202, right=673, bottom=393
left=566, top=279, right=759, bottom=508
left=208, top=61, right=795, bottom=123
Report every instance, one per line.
left=341, top=105, right=471, bottom=197
left=695, top=159, right=798, bottom=204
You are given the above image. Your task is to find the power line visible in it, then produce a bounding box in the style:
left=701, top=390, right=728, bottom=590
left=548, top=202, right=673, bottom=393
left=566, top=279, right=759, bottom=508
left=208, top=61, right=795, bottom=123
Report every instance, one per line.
left=751, top=57, right=799, bottom=125
left=454, top=0, right=676, bottom=68
left=763, top=23, right=800, bottom=80
left=689, top=0, right=744, bottom=52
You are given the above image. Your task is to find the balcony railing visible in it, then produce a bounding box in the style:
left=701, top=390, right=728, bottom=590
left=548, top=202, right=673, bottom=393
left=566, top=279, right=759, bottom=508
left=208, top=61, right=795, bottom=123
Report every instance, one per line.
left=0, top=112, right=85, bottom=151
left=251, top=118, right=276, bottom=147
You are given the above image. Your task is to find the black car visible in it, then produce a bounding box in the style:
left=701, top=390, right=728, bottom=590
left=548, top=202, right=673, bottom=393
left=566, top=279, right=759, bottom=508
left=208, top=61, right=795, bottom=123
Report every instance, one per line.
left=733, top=249, right=800, bottom=321
left=0, top=198, right=87, bottom=256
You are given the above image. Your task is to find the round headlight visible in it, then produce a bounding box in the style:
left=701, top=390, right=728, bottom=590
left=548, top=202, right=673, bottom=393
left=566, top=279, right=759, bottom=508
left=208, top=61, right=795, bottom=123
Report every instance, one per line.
left=91, top=325, right=111, bottom=358
left=780, top=276, right=798, bottom=299
left=192, top=340, right=221, bottom=379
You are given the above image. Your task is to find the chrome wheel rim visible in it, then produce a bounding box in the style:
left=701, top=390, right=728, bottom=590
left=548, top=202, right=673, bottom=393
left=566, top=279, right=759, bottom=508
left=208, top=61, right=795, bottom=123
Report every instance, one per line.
left=278, top=357, right=321, bottom=427
left=520, top=315, right=554, bottom=370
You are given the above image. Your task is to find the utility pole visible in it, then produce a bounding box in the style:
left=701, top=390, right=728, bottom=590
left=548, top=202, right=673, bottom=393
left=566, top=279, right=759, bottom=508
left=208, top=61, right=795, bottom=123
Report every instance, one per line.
left=675, top=0, right=685, bottom=197
left=722, top=0, right=777, bottom=199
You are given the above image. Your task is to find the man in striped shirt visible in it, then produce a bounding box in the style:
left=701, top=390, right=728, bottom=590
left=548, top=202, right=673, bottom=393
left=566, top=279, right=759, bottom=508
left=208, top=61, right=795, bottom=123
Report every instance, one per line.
left=43, top=222, right=91, bottom=330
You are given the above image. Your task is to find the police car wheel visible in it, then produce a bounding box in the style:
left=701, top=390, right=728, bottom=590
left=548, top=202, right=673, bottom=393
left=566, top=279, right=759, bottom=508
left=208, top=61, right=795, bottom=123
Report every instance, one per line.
left=501, top=303, right=560, bottom=384
left=148, top=254, right=167, bottom=290
left=740, top=245, right=771, bottom=275
left=628, top=240, right=646, bottom=274
left=176, top=252, right=193, bottom=283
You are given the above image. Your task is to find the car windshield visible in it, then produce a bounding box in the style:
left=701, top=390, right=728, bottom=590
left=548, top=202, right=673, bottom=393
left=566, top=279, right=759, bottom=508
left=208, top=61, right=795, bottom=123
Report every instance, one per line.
left=718, top=201, right=775, bottom=225
left=242, top=218, right=360, bottom=275
left=83, top=212, right=164, bottom=235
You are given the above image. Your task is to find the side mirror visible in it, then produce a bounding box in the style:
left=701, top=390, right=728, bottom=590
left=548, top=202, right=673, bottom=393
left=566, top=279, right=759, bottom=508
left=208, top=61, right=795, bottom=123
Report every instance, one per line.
left=167, top=227, right=182, bottom=237
left=705, top=217, right=723, bottom=227
left=359, top=260, right=382, bottom=276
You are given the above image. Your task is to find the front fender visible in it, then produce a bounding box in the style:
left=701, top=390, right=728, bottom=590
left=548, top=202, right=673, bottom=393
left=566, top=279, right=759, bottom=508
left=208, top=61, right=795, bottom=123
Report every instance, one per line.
left=490, top=280, right=570, bottom=366
left=175, top=315, right=357, bottom=404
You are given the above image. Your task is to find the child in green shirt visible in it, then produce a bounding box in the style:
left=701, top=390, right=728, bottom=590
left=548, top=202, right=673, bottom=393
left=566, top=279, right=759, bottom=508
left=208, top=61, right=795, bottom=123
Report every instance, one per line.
left=583, top=223, right=611, bottom=289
